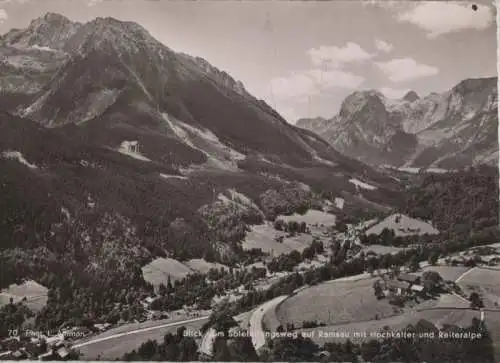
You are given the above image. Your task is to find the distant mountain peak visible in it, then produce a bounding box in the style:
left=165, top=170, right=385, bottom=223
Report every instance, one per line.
left=402, top=91, right=419, bottom=102
left=339, top=90, right=386, bottom=118
left=451, top=77, right=497, bottom=95
left=40, top=12, right=72, bottom=24
left=298, top=76, right=498, bottom=169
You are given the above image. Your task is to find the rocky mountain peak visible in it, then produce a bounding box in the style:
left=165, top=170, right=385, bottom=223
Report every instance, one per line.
left=4, top=12, right=81, bottom=49
left=402, top=91, right=419, bottom=103
left=338, top=90, right=386, bottom=119
left=452, top=77, right=497, bottom=96
left=298, top=76, right=498, bottom=169
left=39, top=12, right=73, bottom=24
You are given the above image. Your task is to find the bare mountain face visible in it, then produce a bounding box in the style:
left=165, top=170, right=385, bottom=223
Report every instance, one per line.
left=297, top=77, right=498, bottom=169
left=0, top=13, right=402, bottom=266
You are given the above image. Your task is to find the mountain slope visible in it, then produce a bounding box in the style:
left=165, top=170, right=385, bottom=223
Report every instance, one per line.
left=0, top=13, right=402, bottom=192
left=297, top=77, right=498, bottom=169
left=0, top=12, right=403, bottom=316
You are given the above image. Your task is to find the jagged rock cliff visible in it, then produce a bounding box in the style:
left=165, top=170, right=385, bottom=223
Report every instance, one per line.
left=297, top=77, right=498, bottom=169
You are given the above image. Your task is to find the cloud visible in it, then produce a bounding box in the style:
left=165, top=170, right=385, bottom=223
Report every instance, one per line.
left=395, top=2, right=494, bottom=38
left=375, top=58, right=439, bottom=82
left=374, top=38, right=393, bottom=53
left=380, top=87, right=410, bottom=99
left=362, top=0, right=411, bottom=11
left=361, top=0, right=401, bottom=10
left=0, top=8, right=7, bottom=25
left=307, top=42, right=374, bottom=68
left=271, top=72, right=318, bottom=100
left=276, top=104, right=300, bottom=124
left=270, top=68, right=365, bottom=100
left=307, top=69, right=365, bottom=90
left=87, top=0, right=104, bottom=6
left=0, top=0, right=32, bottom=4
left=3, top=0, right=32, bottom=3
left=365, top=1, right=494, bottom=37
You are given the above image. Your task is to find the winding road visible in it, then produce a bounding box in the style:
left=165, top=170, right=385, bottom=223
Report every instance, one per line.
left=249, top=295, right=288, bottom=351
left=199, top=328, right=217, bottom=357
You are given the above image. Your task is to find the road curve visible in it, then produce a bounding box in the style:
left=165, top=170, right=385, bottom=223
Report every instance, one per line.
left=249, top=295, right=288, bottom=351
left=199, top=328, right=217, bottom=357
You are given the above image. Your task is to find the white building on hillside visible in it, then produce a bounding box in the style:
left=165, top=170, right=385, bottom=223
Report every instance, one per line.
left=122, top=140, right=140, bottom=153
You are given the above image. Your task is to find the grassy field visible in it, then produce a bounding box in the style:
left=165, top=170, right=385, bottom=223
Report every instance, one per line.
left=364, top=245, right=405, bottom=255
left=365, top=213, right=439, bottom=236
left=184, top=259, right=229, bottom=274
left=242, top=223, right=314, bottom=256
left=415, top=265, right=471, bottom=282
left=294, top=293, right=478, bottom=345
left=278, top=210, right=336, bottom=226
left=274, top=278, right=398, bottom=327
left=457, top=268, right=500, bottom=307
left=0, top=280, right=48, bottom=312
left=141, top=258, right=193, bottom=286
left=299, top=307, right=482, bottom=345
left=142, top=258, right=231, bottom=288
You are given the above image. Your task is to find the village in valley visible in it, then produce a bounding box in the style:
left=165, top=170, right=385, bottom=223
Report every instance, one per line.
left=0, top=2, right=498, bottom=361
left=2, top=204, right=500, bottom=361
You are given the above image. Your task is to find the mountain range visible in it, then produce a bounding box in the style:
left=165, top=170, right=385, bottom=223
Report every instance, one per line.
left=0, top=13, right=402, bottom=272
left=297, top=77, right=498, bottom=169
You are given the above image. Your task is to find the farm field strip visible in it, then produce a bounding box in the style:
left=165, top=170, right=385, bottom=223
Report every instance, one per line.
left=275, top=277, right=397, bottom=327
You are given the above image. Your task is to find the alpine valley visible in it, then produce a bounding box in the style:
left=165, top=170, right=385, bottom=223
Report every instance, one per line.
left=0, top=12, right=399, bottom=312
left=0, top=12, right=498, bottom=363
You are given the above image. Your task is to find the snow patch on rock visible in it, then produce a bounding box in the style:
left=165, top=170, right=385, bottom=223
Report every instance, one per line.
left=161, top=113, right=245, bottom=171
left=398, top=167, right=420, bottom=174
left=424, top=168, right=449, bottom=174
left=160, top=173, right=188, bottom=180
left=1, top=151, right=38, bottom=169
left=349, top=178, right=377, bottom=190
left=30, top=44, right=58, bottom=52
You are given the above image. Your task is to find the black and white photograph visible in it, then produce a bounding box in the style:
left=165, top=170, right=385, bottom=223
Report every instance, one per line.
left=0, top=0, right=498, bottom=361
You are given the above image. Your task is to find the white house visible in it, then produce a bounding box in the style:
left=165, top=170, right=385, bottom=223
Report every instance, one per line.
left=122, top=140, right=140, bottom=153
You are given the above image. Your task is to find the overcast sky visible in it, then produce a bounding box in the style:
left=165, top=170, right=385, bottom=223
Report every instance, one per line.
left=0, top=0, right=497, bottom=123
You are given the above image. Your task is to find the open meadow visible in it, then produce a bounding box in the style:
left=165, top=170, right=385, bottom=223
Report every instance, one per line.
left=457, top=268, right=500, bottom=307
left=0, top=280, right=48, bottom=312
left=277, top=210, right=336, bottom=226
left=184, top=259, right=229, bottom=274
left=273, top=277, right=398, bottom=328
left=415, top=265, right=471, bottom=282
left=363, top=245, right=406, bottom=255
left=141, top=257, right=193, bottom=286
left=241, top=223, right=314, bottom=256
left=142, top=257, right=231, bottom=288
left=299, top=307, right=482, bottom=345
left=365, top=214, right=439, bottom=236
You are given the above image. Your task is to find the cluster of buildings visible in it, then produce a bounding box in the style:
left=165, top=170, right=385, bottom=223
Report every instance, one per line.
left=0, top=322, right=119, bottom=361
left=382, top=273, right=426, bottom=297
left=0, top=333, right=74, bottom=361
